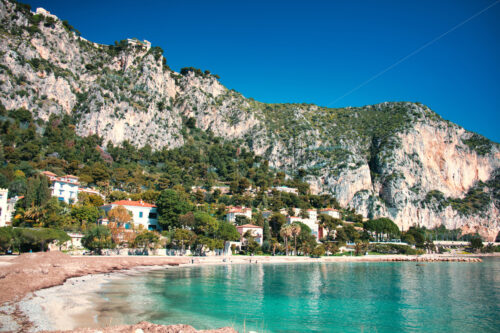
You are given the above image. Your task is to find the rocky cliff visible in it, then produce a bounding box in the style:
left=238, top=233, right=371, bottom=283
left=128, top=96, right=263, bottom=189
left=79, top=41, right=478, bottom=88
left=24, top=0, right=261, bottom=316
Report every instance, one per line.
left=0, top=0, right=499, bottom=240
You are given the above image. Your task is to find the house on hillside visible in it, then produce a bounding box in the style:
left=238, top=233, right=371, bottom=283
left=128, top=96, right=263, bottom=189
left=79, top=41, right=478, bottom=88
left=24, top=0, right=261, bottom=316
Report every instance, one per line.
left=78, top=187, right=105, bottom=199
left=42, top=171, right=80, bottom=204
left=320, top=208, right=341, bottom=219
left=212, top=186, right=230, bottom=194
left=226, top=206, right=252, bottom=223
left=287, top=215, right=320, bottom=241
left=236, top=224, right=263, bottom=245
left=262, top=210, right=273, bottom=219
left=42, top=171, right=105, bottom=203
left=272, top=186, right=299, bottom=195
left=101, top=199, right=160, bottom=231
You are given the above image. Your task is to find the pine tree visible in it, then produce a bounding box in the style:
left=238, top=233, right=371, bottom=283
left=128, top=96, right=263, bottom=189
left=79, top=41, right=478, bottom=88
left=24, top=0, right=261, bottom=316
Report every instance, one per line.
left=263, top=220, right=271, bottom=242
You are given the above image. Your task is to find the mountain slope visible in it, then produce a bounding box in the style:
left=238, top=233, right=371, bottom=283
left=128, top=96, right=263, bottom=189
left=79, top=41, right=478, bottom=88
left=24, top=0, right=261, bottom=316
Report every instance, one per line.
left=0, top=0, right=499, bottom=240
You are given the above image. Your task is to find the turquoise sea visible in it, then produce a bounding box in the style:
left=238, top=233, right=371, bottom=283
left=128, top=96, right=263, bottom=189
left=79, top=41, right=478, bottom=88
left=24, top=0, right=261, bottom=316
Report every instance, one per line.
left=95, top=258, right=500, bottom=332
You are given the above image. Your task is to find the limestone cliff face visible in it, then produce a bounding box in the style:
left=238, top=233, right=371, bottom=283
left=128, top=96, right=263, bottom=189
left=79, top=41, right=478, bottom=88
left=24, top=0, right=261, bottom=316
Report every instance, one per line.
left=0, top=0, right=499, bottom=239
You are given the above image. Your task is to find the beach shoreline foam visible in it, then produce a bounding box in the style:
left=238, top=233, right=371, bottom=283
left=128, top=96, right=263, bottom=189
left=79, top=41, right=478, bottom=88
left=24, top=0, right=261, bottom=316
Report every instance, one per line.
left=0, top=251, right=492, bottom=332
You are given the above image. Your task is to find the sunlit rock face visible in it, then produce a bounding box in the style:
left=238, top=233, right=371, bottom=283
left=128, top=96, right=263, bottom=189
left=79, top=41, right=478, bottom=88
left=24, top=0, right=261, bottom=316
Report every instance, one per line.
left=0, top=0, right=498, bottom=240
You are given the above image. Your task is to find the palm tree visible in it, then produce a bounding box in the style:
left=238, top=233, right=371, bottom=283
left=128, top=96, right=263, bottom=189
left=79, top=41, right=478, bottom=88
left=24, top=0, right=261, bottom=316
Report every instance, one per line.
left=271, top=238, right=279, bottom=255
left=24, top=205, right=45, bottom=227
left=290, top=223, right=301, bottom=255
left=280, top=225, right=293, bottom=256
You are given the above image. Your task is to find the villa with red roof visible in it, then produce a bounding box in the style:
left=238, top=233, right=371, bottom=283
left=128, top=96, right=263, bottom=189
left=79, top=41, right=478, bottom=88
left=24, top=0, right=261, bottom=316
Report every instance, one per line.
left=42, top=171, right=80, bottom=204
left=101, top=199, right=160, bottom=231
left=226, top=206, right=252, bottom=223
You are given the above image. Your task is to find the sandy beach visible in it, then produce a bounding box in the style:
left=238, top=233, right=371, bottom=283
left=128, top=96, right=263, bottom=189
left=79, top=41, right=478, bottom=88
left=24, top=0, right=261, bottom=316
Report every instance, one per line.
left=0, top=251, right=488, bottom=332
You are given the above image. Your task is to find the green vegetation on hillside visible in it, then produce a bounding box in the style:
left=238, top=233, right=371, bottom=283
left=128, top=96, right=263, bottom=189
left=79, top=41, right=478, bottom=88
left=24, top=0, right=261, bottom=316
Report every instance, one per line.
left=421, top=171, right=499, bottom=215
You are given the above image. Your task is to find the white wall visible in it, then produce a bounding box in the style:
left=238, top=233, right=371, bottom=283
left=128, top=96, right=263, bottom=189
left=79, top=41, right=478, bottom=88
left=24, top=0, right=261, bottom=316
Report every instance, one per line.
left=0, top=189, right=8, bottom=227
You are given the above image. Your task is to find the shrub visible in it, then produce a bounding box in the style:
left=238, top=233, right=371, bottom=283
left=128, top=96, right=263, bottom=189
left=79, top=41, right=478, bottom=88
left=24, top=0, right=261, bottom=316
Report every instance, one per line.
left=368, top=243, right=422, bottom=255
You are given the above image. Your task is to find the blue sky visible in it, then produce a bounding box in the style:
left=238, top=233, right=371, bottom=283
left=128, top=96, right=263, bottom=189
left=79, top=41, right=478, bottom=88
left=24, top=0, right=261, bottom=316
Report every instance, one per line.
left=24, top=0, right=500, bottom=142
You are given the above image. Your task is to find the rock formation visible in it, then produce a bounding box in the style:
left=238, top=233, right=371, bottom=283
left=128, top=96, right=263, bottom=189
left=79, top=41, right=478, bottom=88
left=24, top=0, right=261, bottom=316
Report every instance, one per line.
left=0, top=0, right=498, bottom=239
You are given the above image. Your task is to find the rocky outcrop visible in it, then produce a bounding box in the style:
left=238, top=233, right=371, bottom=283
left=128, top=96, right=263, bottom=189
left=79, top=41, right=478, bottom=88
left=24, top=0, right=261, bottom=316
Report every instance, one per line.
left=0, top=0, right=498, bottom=239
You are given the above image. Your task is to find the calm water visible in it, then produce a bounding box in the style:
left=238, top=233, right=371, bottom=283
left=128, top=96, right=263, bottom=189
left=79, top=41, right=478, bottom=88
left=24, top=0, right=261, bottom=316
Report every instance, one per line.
left=95, top=258, right=500, bottom=332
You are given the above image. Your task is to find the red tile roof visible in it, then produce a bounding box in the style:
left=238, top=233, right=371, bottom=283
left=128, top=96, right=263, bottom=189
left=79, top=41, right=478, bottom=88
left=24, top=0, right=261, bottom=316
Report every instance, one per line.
left=320, top=208, right=339, bottom=212
left=109, top=200, right=156, bottom=208
left=236, top=224, right=262, bottom=229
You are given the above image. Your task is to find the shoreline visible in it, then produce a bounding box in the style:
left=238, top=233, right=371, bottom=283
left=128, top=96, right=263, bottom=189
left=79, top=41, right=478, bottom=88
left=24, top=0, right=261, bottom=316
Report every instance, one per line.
left=0, top=252, right=493, bottom=332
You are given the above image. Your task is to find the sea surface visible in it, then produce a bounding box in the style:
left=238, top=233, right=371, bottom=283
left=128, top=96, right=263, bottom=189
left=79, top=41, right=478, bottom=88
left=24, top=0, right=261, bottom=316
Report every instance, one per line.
left=94, top=258, right=500, bottom=332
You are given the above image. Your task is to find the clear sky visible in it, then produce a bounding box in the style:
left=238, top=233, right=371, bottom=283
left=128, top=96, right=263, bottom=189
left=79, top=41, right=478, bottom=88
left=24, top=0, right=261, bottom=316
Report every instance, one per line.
left=23, top=0, right=500, bottom=142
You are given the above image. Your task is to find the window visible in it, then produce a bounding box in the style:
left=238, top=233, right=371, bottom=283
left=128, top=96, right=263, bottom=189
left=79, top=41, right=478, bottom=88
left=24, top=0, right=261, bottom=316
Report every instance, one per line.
left=148, top=225, right=156, bottom=230
left=148, top=212, right=157, bottom=219
left=60, top=190, right=64, bottom=195
left=139, top=212, right=143, bottom=218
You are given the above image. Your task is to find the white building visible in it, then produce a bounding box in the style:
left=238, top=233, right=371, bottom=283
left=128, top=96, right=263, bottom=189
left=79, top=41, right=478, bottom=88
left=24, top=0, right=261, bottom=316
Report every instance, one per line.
left=101, top=200, right=161, bottom=231
left=320, top=208, right=341, bottom=219
left=42, top=171, right=79, bottom=204
left=236, top=224, right=263, bottom=245
left=262, top=210, right=273, bottom=219
left=78, top=187, right=105, bottom=199
left=4, top=195, right=23, bottom=227
left=226, top=206, right=252, bottom=223
left=0, top=189, right=8, bottom=227
left=272, top=186, right=299, bottom=195
left=126, top=38, right=151, bottom=50
left=287, top=213, right=320, bottom=241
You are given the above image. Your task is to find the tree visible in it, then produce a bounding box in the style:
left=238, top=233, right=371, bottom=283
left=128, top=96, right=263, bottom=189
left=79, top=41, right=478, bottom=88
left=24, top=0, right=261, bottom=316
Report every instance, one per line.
left=269, top=213, right=286, bottom=237
left=23, top=205, right=45, bottom=226
left=216, top=222, right=240, bottom=250
left=311, top=244, right=325, bottom=257
left=82, top=225, right=114, bottom=254
left=319, top=214, right=342, bottom=239
left=280, top=225, right=293, bottom=256
left=156, top=189, right=192, bottom=229
left=186, top=117, right=196, bottom=129
left=324, top=242, right=339, bottom=256
left=364, top=218, right=400, bottom=241
left=134, top=231, right=160, bottom=252
left=470, top=237, right=483, bottom=252
left=173, top=228, right=196, bottom=254
left=108, top=191, right=127, bottom=202
left=179, top=212, right=195, bottom=229
left=107, top=205, right=132, bottom=226
left=23, top=174, right=51, bottom=209
left=354, top=241, right=369, bottom=256
left=193, top=211, right=219, bottom=236
left=78, top=192, right=104, bottom=207
left=0, top=227, right=17, bottom=253
left=263, top=220, right=271, bottom=242
left=234, top=215, right=250, bottom=226
left=71, top=205, right=101, bottom=225
left=271, top=238, right=279, bottom=255
left=16, top=228, right=70, bottom=252
left=290, top=223, right=301, bottom=255
left=403, top=227, right=425, bottom=248
left=243, top=230, right=260, bottom=254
